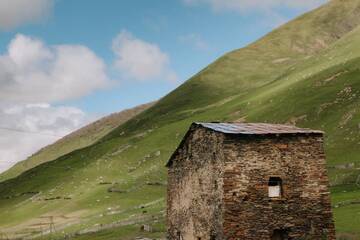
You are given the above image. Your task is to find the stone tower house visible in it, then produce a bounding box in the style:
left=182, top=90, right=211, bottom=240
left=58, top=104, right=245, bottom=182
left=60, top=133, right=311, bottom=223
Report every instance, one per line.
left=166, top=122, right=335, bottom=240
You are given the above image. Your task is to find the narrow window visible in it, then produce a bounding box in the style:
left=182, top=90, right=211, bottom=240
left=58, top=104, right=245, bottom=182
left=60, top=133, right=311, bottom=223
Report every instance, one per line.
left=271, top=229, right=288, bottom=240
left=268, top=177, right=282, bottom=198
left=177, top=231, right=183, bottom=240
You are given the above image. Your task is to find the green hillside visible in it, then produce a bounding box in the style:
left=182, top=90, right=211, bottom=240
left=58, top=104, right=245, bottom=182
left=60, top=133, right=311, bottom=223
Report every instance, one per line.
left=1, top=0, right=360, bottom=239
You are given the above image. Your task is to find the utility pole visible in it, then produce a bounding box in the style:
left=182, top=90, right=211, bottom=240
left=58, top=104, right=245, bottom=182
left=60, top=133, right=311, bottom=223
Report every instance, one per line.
left=38, top=215, right=56, bottom=239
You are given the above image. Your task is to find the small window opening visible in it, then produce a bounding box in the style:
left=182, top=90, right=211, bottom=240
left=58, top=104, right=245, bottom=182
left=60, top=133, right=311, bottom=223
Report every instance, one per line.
left=268, top=177, right=282, bottom=198
left=197, top=237, right=201, bottom=240
left=271, top=229, right=288, bottom=240
left=177, top=231, right=183, bottom=240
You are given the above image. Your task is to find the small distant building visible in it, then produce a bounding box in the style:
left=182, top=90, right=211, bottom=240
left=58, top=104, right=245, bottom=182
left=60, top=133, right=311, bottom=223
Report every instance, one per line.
left=166, top=122, right=335, bottom=240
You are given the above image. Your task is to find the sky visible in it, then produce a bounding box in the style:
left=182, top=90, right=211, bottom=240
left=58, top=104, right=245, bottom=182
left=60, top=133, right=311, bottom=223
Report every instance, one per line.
left=0, top=0, right=328, bottom=172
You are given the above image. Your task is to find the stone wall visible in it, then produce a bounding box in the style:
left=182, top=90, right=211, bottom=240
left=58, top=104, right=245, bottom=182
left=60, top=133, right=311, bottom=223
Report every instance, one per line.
left=167, top=127, right=225, bottom=240
left=222, top=134, right=335, bottom=240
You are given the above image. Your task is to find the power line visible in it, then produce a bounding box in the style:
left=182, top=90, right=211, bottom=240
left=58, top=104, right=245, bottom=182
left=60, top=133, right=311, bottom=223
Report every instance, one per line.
left=0, top=126, right=64, bottom=137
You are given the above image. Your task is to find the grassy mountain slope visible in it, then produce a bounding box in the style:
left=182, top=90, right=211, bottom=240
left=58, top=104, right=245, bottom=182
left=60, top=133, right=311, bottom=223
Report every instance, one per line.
left=0, top=102, right=154, bottom=182
left=1, top=0, right=360, bottom=239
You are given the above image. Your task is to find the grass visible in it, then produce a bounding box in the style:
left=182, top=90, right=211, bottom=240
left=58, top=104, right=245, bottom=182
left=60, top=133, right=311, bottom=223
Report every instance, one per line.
left=2, top=0, right=360, bottom=239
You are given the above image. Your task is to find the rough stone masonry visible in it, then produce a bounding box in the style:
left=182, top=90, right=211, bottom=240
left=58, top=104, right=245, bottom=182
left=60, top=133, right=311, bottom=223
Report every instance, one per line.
left=166, top=122, right=335, bottom=240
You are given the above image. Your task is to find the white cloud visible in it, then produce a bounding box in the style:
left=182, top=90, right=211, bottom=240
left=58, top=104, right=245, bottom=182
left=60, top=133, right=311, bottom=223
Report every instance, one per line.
left=0, top=34, right=110, bottom=172
left=112, top=30, right=177, bottom=82
left=0, top=34, right=110, bottom=103
left=183, top=0, right=327, bottom=14
left=0, top=103, right=91, bottom=172
left=0, top=0, right=53, bottom=30
left=178, top=33, right=210, bottom=51
left=0, top=31, right=178, bottom=173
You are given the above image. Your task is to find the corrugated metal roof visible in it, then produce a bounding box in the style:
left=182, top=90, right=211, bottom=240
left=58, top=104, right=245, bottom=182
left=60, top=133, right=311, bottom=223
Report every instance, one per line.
left=195, top=122, right=323, bottom=135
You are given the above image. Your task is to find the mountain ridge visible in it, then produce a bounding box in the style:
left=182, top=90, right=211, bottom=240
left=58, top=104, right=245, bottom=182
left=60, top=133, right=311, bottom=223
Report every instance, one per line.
left=0, top=102, right=155, bottom=182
